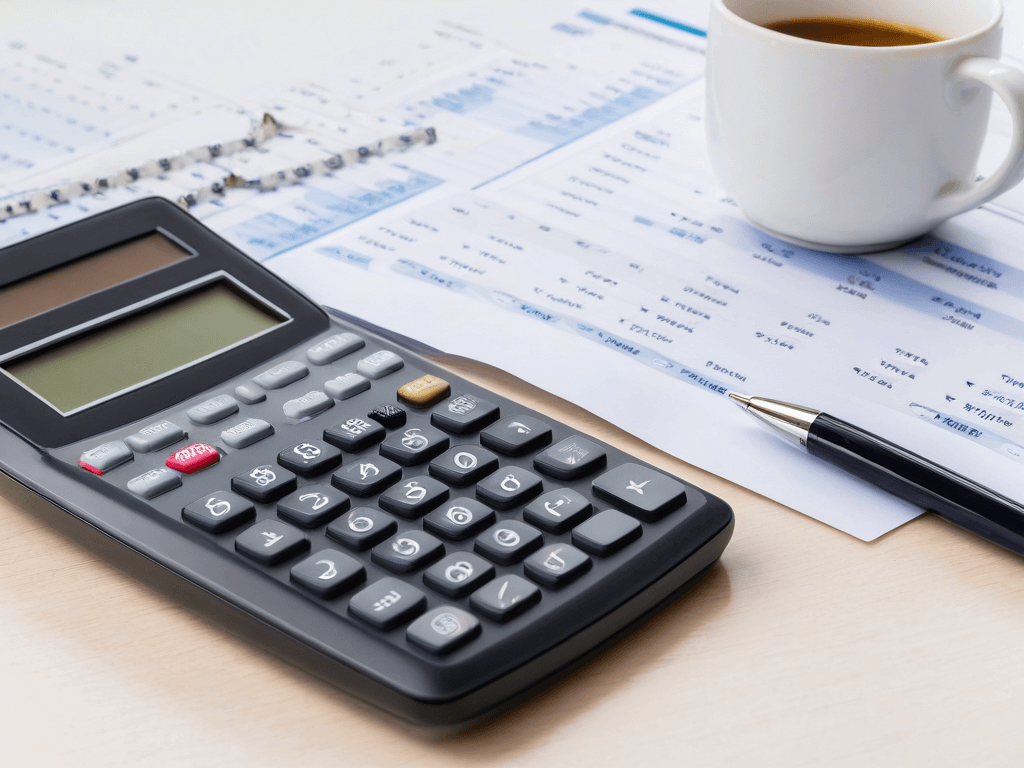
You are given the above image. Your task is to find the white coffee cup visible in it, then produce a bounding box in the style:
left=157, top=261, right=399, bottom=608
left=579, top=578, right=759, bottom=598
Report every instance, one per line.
left=705, top=0, right=1024, bottom=253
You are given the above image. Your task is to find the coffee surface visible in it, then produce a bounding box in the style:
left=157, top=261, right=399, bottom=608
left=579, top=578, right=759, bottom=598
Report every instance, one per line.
left=766, top=17, right=944, bottom=46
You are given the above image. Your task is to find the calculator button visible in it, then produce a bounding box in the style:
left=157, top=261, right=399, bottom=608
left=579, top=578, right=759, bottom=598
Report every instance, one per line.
left=79, top=440, right=133, bottom=475
left=371, top=530, right=444, bottom=573
left=397, top=374, right=451, bottom=408
left=277, top=440, right=342, bottom=477
left=290, top=549, right=365, bottom=598
left=282, top=390, right=334, bottom=421
left=379, top=425, right=450, bottom=466
left=523, top=489, right=592, bottom=533
left=378, top=476, right=449, bottom=519
left=165, top=442, right=220, bottom=474
left=524, top=544, right=592, bottom=588
left=306, top=332, right=365, bottom=365
left=253, top=360, right=309, bottom=390
left=368, top=403, right=406, bottom=429
left=474, top=520, right=543, bottom=565
left=231, top=465, right=298, bottom=503
left=182, top=491, right=255, bottom=533
left=323, top=372, right=370, bottom=401
left=331, top=457, right=402, bottom=497
left=480, top=415, right=552, bottom=456
left=220, top=418, right=275, bottom=449
left=424, top=552, right=495, bottom=598
left=187, top=394, right=239, bottom=425
left=407, top=606, right=481, bottom=655
left=571, top=510, right=642, bottom=555
left=475, top=467, right=543, bottom=510
left=124, top=420, right=185, bottom=453
left=277, top=484, right=349, bottom=528
left=592, top=463, right=687, bottom=522
left=349, top=577, right=426, bottom=630
left=357, top=350, right=404, bottom=380
left=428, top=445, right=499, bottom=486
left=469, top=575, right=541, bottom=622
left=431, top=394, right=500, bottom=434
left=323, top=417, right=385, bottom=452
left=326, top=507, right=397, bottom=550
left=533, top=435, right=607, bottom=481
left=233, top=383, right=266, bottom=404
left=423, top=498, right=496, bottom=541
left=235, top=520, right=309, bottom=565
left=127, top=467, right=181, bottom=499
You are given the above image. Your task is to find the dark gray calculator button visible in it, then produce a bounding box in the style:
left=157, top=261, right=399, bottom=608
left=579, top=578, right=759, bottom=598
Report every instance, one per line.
left=79, top=440, right=133, bottom=475
left=323, top=417, right=385, bottom=452
left=379, top=475, right=449, bottom=519
left=290, top=549, right=365, bottom=598
left=524, top=544, right=591, bottom=588
left=407, top=606, right=481, bottom=655
left=533, top=435, right=607, bottom=481
left=306, top=332, right=365, bottom=365
left=349, top=577, right=426, bottom=630
left=220, top=418, right=274, bottom=449
left=424, top=552, right=494, bottom=598
left=423, top=498, right=495, bottom=541
left=277, top=439, right=342, bottom=477
left=431, top=394, right=500, bottom=434
left=327, top=507, right=397, bottom=550
left=356, top=350, right=404, bottom=380
left=428, top=445, right=499, bottom=486
left=187, top=394, right=239, bottom=425
left=126, top=467, right=181, bottom=499
left=283, top=390, right=334, bottom=420
left=277, top=484, right=349, bottom=528
left=523, top=488, right=592, bottom=533
left=331, top=456, right=402, bottom=497
left=234, top=383, right=266, bottom=404
left=469, top=575, right=541, bottom=622
left=371, top=530, right=444, bottom=573
left=231, top=464, right=298, bottom=503
left=183, top=491, right=255, bottom=533
left=480, top=415, right=552, bottom=456
left=379, top=425, right=450, bottom=466
left=592, top=463, right=687, bottom=522
left=254, top=360, right=309, bottom=390
left=323, top=372, right=370, bottom=401
left=368, top=403, right=406, bottom=429
left=476, top=467, right=543, bottom=510
left=474, top=520, right=543, bottom=565
left=572, top=510, right=642, bottom=555
left=124, top=420, right=185, bottom=453
left=235, top=520, right=308, bottom=565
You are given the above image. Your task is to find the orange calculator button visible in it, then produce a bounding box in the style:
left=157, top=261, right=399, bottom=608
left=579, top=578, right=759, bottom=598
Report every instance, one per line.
left=397, top=374, right=451, bottom=408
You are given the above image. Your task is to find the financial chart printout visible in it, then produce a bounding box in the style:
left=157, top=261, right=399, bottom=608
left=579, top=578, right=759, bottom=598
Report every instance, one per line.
left=4, top=2, right=1024, bottom=540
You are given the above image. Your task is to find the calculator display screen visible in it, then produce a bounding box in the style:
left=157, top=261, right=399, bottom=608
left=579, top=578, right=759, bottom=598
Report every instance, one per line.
left=3, top=282, right=282, bottom=413
left=0, top=231, right=191, bottom=328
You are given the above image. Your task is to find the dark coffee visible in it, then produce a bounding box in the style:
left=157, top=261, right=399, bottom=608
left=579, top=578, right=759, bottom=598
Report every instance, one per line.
left=766, top=17, right=944, bottom=46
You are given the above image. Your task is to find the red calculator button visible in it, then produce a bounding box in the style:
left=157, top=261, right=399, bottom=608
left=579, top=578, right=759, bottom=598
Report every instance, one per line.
left=166, top=443, right=220, bottom=474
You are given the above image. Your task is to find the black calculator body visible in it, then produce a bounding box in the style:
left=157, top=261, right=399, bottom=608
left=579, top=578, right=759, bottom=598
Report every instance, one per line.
left=0, top=198, right=733, bottom=728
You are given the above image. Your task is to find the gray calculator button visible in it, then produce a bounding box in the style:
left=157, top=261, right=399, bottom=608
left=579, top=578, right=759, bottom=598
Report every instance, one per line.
left=187, top=394, right=239, bottom=425
left=283, top=390, right=334, bottom=420
left=356, top=350, right=404, bottom=380
left=220, top=418, right=275, bottom=449
left=253, top=360, right=309, bottom=390
left=306, top=332, right=365, bottom=365
left=127, top=467, right=181, bottom=499
left=124, top=420, right=185, bottom=453
left=324, top=372, right=370, bottom=400
left=78, top=440, right=133, bottom=475
left=234, top=383, right=266, bottom=404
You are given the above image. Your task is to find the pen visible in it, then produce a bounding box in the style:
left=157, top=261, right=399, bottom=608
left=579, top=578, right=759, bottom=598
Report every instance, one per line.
left=729, top=393, right=1024, bottom=557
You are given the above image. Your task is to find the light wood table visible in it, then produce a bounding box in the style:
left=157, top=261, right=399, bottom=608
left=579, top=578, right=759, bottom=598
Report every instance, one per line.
left=2, top=357, right=1023, bottom=768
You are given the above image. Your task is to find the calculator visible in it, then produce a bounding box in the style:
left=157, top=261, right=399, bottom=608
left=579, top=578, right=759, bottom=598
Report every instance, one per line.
left=0, top=198, right=733, bottom=728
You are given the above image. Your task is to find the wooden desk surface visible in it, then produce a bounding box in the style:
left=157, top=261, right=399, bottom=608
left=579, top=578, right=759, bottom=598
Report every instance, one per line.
left=2, top=358, right=1023, bottom=767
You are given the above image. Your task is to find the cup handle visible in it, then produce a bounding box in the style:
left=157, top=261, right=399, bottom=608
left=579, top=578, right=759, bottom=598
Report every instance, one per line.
left=930, top=56, right=1024, bottom=221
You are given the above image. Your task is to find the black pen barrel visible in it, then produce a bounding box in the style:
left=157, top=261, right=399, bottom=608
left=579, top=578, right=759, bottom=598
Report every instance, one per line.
left=806, top=413, right=1024, bottom=556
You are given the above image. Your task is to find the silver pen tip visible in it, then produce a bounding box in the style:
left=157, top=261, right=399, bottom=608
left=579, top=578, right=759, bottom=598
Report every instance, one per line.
left=728, top=392, right=752, bottom=409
